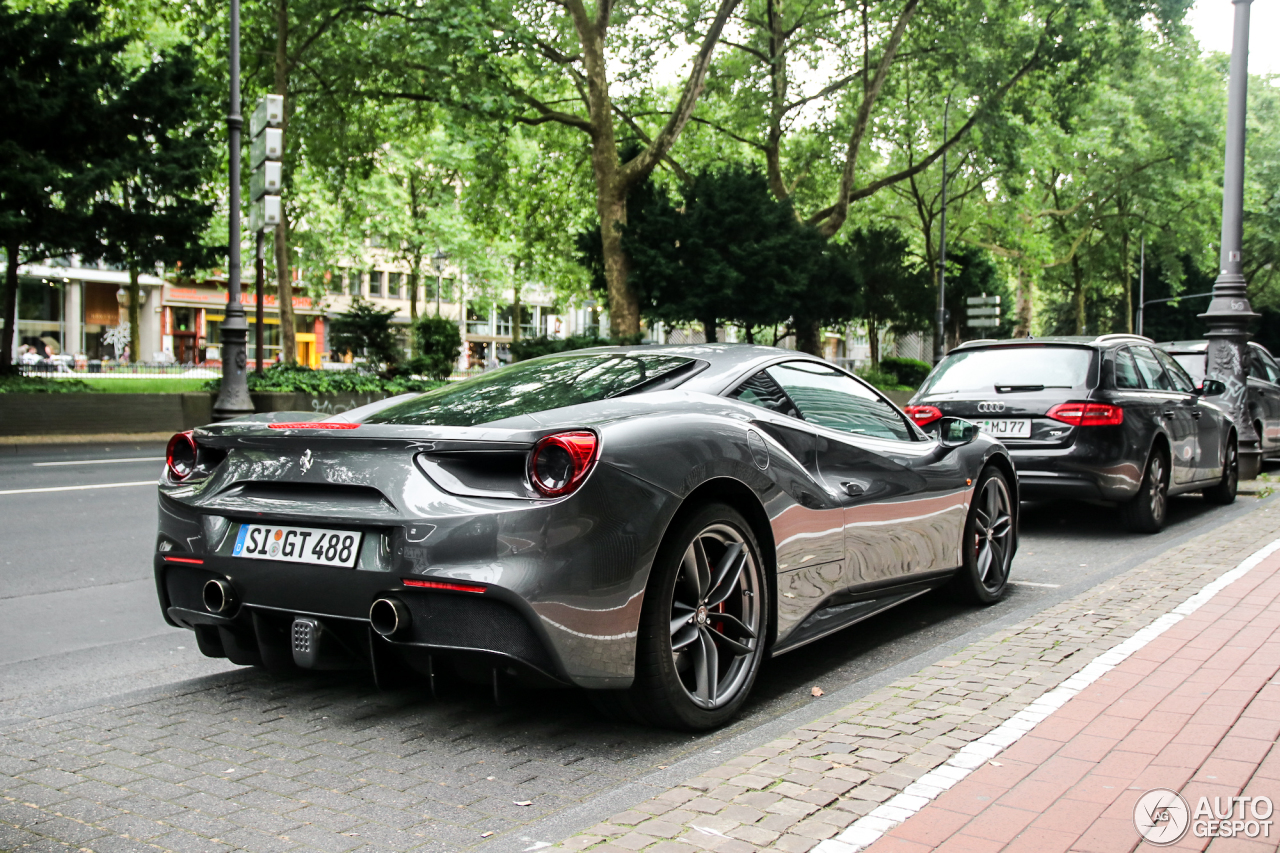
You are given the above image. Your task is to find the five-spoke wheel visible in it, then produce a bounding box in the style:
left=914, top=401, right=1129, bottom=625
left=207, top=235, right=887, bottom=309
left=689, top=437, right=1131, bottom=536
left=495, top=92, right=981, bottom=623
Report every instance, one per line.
left=951, top=467, right=1015, bottom=603
left=669, top=523, right=763, bottom=710
left=620, top=503, right=768, bottom=730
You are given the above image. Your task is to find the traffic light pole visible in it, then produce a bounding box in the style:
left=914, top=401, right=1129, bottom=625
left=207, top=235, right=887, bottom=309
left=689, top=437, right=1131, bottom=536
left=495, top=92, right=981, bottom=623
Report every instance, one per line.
left=212, top=0, right=253, bottom=420
left=1200, top=0, right=1260, bottom=480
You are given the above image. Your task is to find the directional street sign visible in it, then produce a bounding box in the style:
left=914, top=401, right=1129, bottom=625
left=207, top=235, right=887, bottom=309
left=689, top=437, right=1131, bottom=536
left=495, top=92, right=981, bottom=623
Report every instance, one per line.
left=967, top=318, right=1000, bottom=328
left=250, top=95, right=284, bottom=137
left=967, top=306, right=999, bottom=317
left=966, top=294, right=1001, bottom=306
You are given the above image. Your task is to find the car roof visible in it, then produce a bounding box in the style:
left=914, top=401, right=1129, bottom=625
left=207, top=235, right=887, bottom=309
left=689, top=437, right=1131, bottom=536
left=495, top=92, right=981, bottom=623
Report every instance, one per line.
left=949, top=334, right=1154, bottom=352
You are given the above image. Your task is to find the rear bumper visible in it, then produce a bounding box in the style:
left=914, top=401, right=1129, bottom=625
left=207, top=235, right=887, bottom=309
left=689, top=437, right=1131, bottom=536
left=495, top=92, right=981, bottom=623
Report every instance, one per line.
left=153, top=463, right=678, bottom=690
left=1008, top=435, right=1144, bottom=503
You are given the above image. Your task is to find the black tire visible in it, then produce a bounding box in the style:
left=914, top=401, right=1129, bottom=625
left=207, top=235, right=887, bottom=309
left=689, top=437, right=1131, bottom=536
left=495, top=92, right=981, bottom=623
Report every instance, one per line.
left=617, top=502, right=769, bottom=731
left=1203, top=436, right=1239, bottom=505
left=1122, top=447, right=1170, bottom=533
left=950, top=467, right=1015, bottom=604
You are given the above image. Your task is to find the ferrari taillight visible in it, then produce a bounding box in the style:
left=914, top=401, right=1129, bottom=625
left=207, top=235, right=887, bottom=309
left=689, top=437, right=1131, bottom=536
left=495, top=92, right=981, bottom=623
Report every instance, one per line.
left=904, top=405, right=943, bottom=426
left=165, top=431, right=197, bottom=480
left=529, top=431, right=599, bottom=497
left=1046, top=402, right=1124, bottom=427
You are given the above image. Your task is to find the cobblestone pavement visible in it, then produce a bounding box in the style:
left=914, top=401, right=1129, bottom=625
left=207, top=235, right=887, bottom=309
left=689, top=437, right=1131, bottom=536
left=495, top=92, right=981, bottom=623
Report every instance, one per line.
left=550, top=503, right=1280, bottom=853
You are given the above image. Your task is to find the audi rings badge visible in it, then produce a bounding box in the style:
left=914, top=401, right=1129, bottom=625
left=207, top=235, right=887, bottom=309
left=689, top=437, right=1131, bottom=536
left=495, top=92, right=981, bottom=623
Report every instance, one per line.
left=976, top=402, right=1007, bottom=414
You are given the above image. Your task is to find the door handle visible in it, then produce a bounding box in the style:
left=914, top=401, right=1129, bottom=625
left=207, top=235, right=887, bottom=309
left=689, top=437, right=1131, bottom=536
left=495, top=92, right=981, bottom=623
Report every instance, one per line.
left=1191, top=410, right=1202, bottom=419
left=1163, top=410, right=1176, bottom=418
left=841, top=482, right=865, bottom=497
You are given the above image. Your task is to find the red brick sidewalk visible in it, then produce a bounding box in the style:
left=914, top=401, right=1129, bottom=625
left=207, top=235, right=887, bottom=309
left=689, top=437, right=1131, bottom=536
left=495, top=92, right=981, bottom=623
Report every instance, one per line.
left=866, top=551, right=1280, bottom=853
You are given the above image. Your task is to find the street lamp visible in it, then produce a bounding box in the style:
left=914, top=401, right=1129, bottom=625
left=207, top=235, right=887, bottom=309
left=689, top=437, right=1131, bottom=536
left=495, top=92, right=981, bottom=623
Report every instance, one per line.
left=1199, top=0, right=1260, bottom=479
left=211, top=0, right=253, bottom=420
left=934, top=95, right=950, bottom=364
left=431, top=249, right=449, bottom=316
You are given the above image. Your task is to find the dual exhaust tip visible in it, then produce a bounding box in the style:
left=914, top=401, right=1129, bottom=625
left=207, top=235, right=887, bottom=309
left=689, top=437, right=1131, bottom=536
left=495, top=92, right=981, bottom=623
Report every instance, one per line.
left=202, top=579, right=409, bottom=639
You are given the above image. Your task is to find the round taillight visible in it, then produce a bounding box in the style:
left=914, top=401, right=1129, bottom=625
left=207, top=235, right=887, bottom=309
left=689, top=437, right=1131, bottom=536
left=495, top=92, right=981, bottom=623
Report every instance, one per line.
left=529, top=431, right=599, bottom=497
left=166, top=431, right=197, bottom=481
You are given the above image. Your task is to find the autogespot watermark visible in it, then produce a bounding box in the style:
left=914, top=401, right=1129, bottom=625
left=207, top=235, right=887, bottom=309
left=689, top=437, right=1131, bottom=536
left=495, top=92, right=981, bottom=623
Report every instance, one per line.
left=1133, top=788, right=1274, bottom=845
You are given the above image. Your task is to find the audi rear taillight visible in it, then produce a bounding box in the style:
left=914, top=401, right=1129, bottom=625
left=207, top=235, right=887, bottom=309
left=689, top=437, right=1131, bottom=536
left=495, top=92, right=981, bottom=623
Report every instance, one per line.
left=529, top=431, right=599, bottom=497
left=166, top=431, right=197, bottom=480
left=1046, top=402, right=1124, bottom=427
left=904, top=405, right=943, bottom=426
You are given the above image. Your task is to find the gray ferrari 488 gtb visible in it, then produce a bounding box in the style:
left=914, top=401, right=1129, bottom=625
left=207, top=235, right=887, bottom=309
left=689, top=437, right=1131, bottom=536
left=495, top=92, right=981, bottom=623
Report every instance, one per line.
left=155, top=345, right=1017, bottom=729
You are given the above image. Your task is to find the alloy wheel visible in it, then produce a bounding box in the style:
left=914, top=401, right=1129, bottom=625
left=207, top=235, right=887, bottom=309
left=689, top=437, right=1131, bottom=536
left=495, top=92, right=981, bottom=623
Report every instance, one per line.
left=1149, top=454, right=1167, bottom=521
left=973, top=476, right=1014, bottom=589
left=669, top=524, right=763, bottom=710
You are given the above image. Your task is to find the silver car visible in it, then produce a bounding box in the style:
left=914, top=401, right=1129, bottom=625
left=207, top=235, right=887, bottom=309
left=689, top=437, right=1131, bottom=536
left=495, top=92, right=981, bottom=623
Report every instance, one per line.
left=154, top=345, right=1016, bottom=730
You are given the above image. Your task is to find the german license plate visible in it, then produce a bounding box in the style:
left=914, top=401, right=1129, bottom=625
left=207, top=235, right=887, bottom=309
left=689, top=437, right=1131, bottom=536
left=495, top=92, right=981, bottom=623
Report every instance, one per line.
left=978, top=419, right=1031, bottom=438
left=233, top=524, right=362, bottom=567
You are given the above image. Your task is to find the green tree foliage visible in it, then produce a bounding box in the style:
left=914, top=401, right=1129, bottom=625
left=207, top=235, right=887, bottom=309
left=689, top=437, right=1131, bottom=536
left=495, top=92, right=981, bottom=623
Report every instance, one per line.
left=92, top=45, right=219, bottom=361
left=836, top=227, right=933, bottom=367
left=328, top=296, right=400, bottom=368
left=621, top=165, right=827, bottom=344
left=0, top=1, right=125, bottom=374
left=408, top=315, right=463, bottom=381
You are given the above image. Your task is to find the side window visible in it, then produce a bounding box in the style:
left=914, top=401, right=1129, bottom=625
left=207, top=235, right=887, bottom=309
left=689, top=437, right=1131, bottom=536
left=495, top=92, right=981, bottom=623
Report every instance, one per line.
left=1259, top=350, right=1280, bottom=384
left=765, top=361, right=914, bottom=441
left=729, top=370, right=799, bottom=418
left=1113, top=349, right=1144, bottom=390
left=1248, top=351, right=1269, bottom=381
left=1132, top=347, right=1173, bottom=391
left=1153, top=349, right=1197, bottom=394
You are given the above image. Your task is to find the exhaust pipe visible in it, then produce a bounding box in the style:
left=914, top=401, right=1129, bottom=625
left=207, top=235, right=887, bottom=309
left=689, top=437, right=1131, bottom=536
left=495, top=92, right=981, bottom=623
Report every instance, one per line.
left=203, top=578, right=237, bottom=614
left=370, top=597, right=410, bottom=638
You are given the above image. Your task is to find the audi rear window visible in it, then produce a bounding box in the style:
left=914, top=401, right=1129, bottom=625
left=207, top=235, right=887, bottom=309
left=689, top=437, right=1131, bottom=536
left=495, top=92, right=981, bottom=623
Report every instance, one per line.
left=365, top=352, right=699, bottom=426
left=920, top=347, right=1093, bottom=395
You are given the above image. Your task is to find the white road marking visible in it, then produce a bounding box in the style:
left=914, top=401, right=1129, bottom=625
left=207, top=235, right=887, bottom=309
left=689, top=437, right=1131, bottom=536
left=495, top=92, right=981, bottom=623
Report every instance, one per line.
left=1010, top=580, right=1062, bottom=588
left=815, top=535, right=1280, bottom=853
left=32, top=457, right=162, bottom=467
left=0, top=481, right=154, bottom=496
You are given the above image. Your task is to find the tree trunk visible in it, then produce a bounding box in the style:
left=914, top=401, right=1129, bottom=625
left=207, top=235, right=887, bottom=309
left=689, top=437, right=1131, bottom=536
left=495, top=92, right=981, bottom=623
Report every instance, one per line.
left=127, top=266, right=141, bottom=363
left=795, top=319, right=822, bottom=356
left=274, top=0, right=297, bottom=364
left=1071, top=256, right=1086, bottom=335
left=703, top=318, right=717, bottom=344
left=597, top=184, right=638, bottom=338
left=408, top=253, right=420, bottom=356
left=1, top=241, right=19, bottom=375
left=868, top=317, right=880, bottom=369
left=1013, top=266, right=1032, bottom=337
left=511, top=289, right=522, bottom=343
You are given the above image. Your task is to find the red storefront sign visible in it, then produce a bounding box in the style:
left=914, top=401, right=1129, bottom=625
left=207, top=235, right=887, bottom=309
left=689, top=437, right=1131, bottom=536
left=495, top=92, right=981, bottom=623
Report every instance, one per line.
left=164, top=284, right=315, bottom=311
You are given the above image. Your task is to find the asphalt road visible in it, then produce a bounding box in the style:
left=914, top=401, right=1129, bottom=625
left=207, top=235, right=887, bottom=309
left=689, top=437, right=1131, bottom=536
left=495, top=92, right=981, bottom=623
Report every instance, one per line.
left=0, top=440, right=1272, bottom=848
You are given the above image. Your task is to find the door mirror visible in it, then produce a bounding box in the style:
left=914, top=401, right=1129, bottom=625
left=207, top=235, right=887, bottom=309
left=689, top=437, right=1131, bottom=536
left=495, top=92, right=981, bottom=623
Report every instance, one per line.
left=938, top=416, right=980, bottom=447
left=1199, top=379, right=1227, bottom=397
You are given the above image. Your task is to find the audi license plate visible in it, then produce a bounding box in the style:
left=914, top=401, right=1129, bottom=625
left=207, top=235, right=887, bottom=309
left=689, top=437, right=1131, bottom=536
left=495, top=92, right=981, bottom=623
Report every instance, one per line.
left=978, top=419, right=1031, bottom=439
left=233, top=524, right=362, bottom=567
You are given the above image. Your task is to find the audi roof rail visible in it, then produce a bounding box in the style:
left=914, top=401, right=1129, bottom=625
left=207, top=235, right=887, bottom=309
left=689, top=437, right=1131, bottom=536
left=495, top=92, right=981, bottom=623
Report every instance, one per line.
left=954, top=339, right=998, bottom=348
left=1093, top=333, right=1153, bottom=344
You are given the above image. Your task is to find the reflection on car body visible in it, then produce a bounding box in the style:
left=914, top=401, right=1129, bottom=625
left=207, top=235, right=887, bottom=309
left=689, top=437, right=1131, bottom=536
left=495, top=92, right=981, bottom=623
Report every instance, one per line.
left=153, top=344, right=1016, bottom=729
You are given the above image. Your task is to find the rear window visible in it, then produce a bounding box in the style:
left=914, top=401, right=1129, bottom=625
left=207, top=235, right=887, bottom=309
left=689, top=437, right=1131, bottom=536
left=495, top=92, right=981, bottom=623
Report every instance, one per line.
left=366, top=352, right=696, bottom=426
left=920, top=346, right=1093, bottom=395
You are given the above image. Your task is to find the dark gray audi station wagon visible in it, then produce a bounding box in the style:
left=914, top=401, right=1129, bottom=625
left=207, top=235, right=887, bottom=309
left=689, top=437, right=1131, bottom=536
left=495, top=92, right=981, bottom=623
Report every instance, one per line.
left=155, top=344, right=1015, bottom=730
left=906, top=335, right=1238, bottom=534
